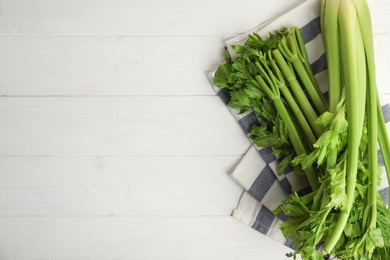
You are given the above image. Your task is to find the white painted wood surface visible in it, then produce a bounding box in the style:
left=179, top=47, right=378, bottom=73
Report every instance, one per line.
left=0, top=0, right=388, bottom=259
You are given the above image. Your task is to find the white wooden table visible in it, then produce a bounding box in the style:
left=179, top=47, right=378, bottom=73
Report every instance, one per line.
left=0, top=0, right=389, bottom=259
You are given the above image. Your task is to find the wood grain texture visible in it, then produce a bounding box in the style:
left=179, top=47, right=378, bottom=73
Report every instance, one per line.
left=0, top=0, right=387, bottom=36
left=0, top=216, right=295, bottom=260
left=0, top=36, right=225, bottom=96
left=0, top=0, right=304, bottom=36
left=368, top=1, right=390, bottom=34
left=0, top=156, right=244, bottom=216
left=0, top=34, right=388, bottom=97
left=0, top=97, right=250, bottom=156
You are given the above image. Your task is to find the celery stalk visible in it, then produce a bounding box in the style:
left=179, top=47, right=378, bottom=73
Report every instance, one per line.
left=291, top=27, right=325, bottom=102
left=321, top=0, right=342, bottom=186
left=268, top=52, right=318, bottom=147
left=353, top=0, right=378, bottom=230
left=321, top=0, right=342, bottom=113
left=272, top=49, right=323, bottom=137
left=278, top=35, right=328, bottom=114
left=255, top=67, right=320, bottom=190
left=323, top=0, right=366, bottom=253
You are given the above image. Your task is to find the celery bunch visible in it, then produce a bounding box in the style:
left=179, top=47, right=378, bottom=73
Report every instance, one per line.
left=214, top=28, right=324, bottom=189
left=213, top=0, right=390, bottom=258
left=278, top=0, right=390, bottom=258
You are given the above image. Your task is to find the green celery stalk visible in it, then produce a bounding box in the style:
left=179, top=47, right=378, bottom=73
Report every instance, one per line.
left=272, top=49, right=323, bottom=137
left=264, top=52, right=318, bottom=147
left=323, top=0, right=367, bottom=253
left=321, top=0, right=342, bottom=186
left=321, top=0, right=342, bottom=114
left=291, top=27, right=324, bottom=100
left=255, top=70, right=320, bottom=190
left=354, top=0, right=378, bottom=231
left=278, top=35, right=328, bottom=114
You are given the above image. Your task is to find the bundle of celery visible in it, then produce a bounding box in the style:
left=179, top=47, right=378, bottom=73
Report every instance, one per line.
left=213, top=0, right=390, bottom=259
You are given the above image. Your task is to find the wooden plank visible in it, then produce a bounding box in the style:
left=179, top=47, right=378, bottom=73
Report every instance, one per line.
left=0, top=96, right=251, bottom=156
left=369, top=1, right=390, bottom=34
left=0, top=34, right=389, bottom=96
left=0, top=36, right=224, bottom=96
left=0, top=0, right=304, bottom=36
left=375, top=35, right=390, bottom=94
left=0, top=156, right=244, bottom=216
left=0, top=0, right=388, bottom=36
left=0, top=216, right=294, bottom=260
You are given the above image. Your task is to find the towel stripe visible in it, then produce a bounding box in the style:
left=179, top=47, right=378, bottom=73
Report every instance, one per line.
left=259, top=147, right=277, bottom=164
left=299, top=17, right=321, bottom=44
left=248, top=165, right=276, bottom=202
left=379, top=188, right=389, bottom=206
left=238, top=112, right=258, bottom=134
left=252, top=206, right=275, bottom=235
left=382, top=103, right=390, bottom=123
left=310, top=53, right=327, bottom=75
left=217, top=89, right=230, bottom=105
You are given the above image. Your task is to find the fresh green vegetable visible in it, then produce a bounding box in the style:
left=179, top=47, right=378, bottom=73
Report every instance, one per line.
left=213, top=29, right=322, bottom=185
left=279, top=0, right=390, bottom=259
left=213, top=0, right=390, bottom=258
left=277, top=31, right=328, bottom=115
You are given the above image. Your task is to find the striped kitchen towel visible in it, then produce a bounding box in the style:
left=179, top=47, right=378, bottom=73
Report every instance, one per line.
left=207, top=0, right=390, bottom=247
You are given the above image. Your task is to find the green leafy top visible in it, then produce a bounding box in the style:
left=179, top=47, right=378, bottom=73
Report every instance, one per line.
left=212, top=30, right=299, bottom=174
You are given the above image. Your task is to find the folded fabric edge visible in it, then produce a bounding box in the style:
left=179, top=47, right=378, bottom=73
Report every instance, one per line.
left=232, top=191, right=294, bottom=248
left=231, top=145, right=311, bottom=211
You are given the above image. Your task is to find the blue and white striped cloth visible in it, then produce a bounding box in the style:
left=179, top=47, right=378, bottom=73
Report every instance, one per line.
left=208, top=0, right=390, bottom=247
